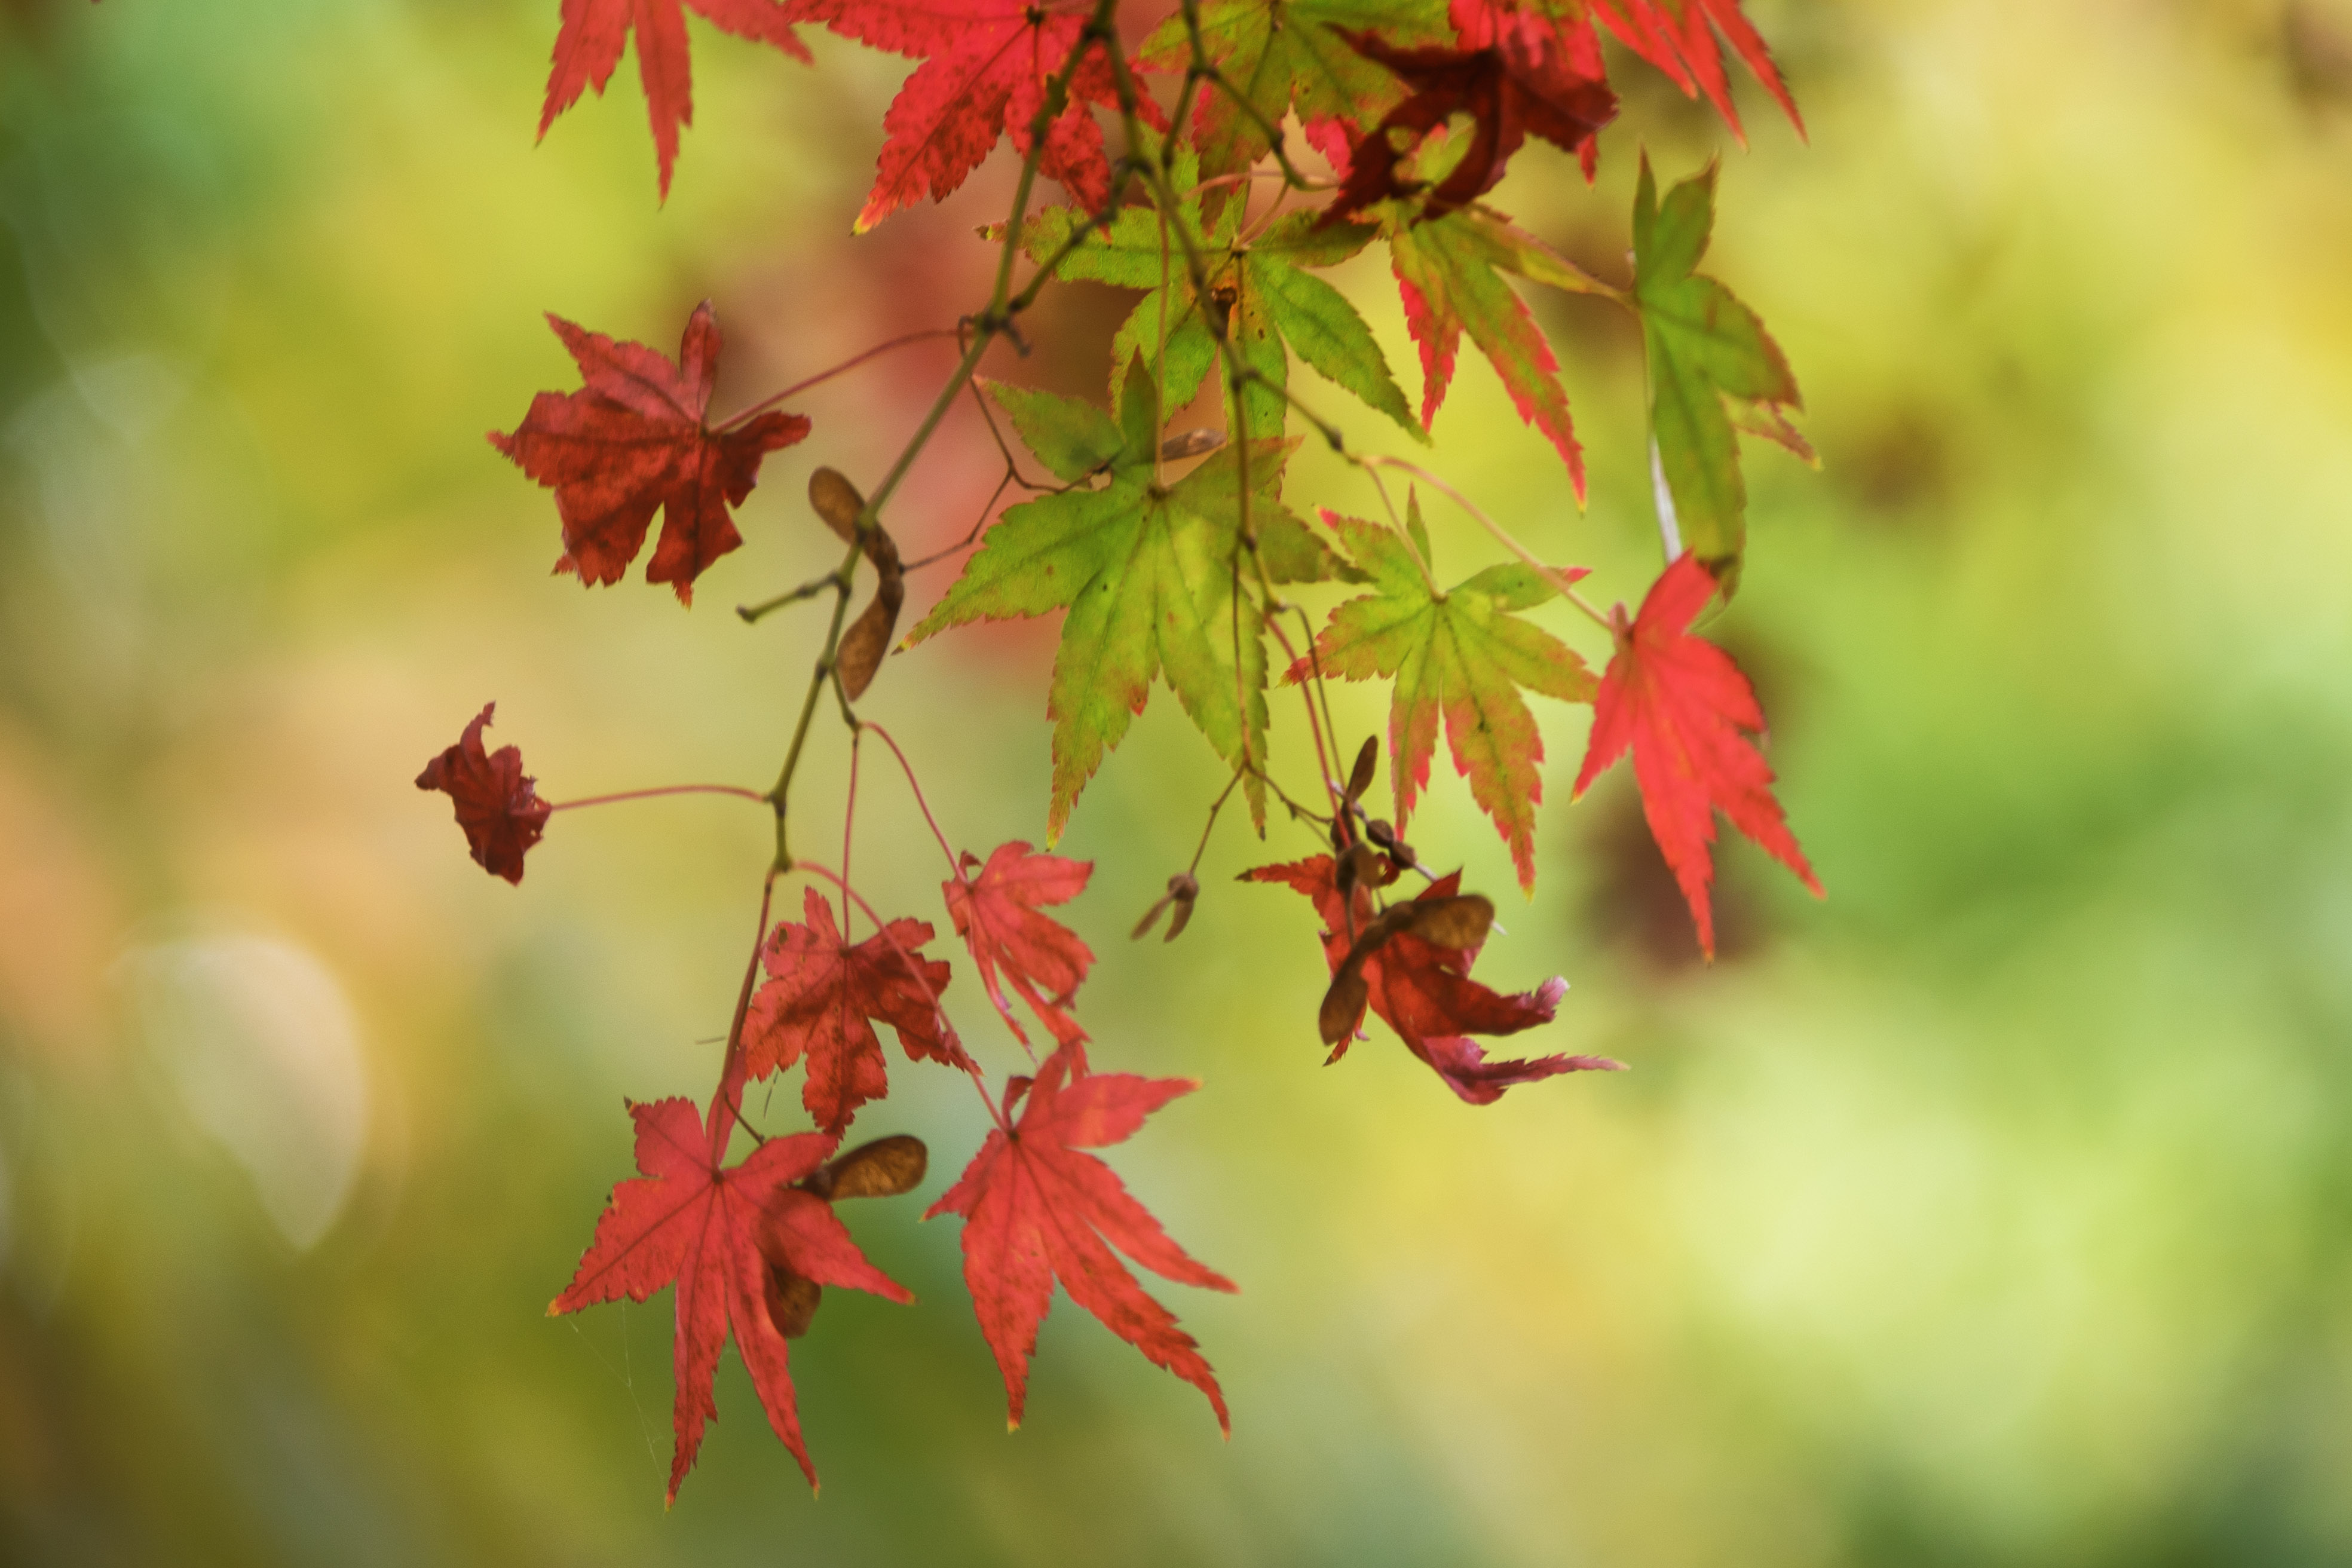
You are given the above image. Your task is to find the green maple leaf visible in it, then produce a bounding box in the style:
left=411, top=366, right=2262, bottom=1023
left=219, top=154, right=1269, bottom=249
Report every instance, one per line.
left=1023, top=156, right=1420, bottom=445
left=912, top=363, right=1355, bottom=840
left=1293, top=495, right=1595, bottom=892
left=1634, top=154, right=1809, bottom=589
left=1137, top=0, right=1451, bottom=190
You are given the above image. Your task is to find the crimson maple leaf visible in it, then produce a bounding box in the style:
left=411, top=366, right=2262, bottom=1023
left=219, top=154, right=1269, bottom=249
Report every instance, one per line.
left=926, top=1042, right=1236, bottom=1431
left=1570, top=551, right=1821, bottom=958
left=1590, top=0, right=1802, bottom=145
left=944, top=841, right=1095, bottom=1051
left=415, top=703, right=551, bottom=885
left=549, top=1095, right=911, bottom=1500
left=489, top=302, right=809, bottom=605
left=537, top=0, right=810, bottom=198
left=780, top=0, right=1150, bottom=233
left=1244, top=857, right=1621, bottom=1104
left=744, top=887, right=967, bottom=1134
left=1324, top=28, right=1615, bottom=225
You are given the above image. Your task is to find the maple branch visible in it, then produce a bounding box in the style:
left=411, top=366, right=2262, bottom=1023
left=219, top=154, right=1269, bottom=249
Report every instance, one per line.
left=1365, top=456, right=1616, bottom=633
left=712, top=327, right=963, bottom=432
left=547, top=783, right=768, bottom=813
left=759, top=6, right=1124, bottom=874
left=902, top=467, right=1016, bottom=572
left=736, top=569, right=848, bottom=624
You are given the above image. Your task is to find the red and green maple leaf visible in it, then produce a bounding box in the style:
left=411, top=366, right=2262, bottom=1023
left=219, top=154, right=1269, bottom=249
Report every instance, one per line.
left=1290, top=498, right=1594, bottom=892
left=1571, top=550, right=1821, bottom=958
left=744, top=887, right=967, bottom=1134
left=945, top=841, right=1095, bottom=1051
left=782, top=0, right=1147, bottom=233
left=415, top=703, right=550, bottom=885
left=490, top=302, right=809, bottom=605
left=1137, top=0, right=1452, bottom=192
left=537, top=0, right=811, bottom=198
left=549, top=1095, right=911, bottom=1500
left=926, top=1042, right=1236, bottom=1431
left=1246, top=857, right=1618, bottom=1104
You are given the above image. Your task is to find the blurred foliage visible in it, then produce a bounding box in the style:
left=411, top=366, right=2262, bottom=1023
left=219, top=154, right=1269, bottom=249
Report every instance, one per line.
left=1, top=0, right=2351, bottom=1563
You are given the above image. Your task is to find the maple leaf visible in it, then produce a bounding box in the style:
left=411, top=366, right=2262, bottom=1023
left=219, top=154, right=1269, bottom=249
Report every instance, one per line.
left=490, top=302, right=810, bottom=605
left=1633, top=155, right=1807, bottom=584
left=415, top=703, right=551, bottom=885
left=1288, top=498, right=1594, bottom=893
left=1137, top=0, right=1453, bottom=191
left=1243, top=856, right=1619, bottom=1104
left=925, top=1042, right=1237, bottom=1431
left=945, top=841, right=1095, bottom=1051
left=1382, top=206, right=1596, bottom=490
left=1322, top=27, right=1615, bottom=225
left=1590, top=0, right=1802, bottom=146
left=549, top=1096, right=912, bottom=1500
left=1570, top=551, right=1821, bottom=958
left=908, top=362, right=1355, bottom=840
left=537, top=0, right=811, bottom=199
left=782, top=0, right=1150, bottom=233
left=745, top=887, right=967, bottom=1134
left=1016, top=136, right=1422, bottom=444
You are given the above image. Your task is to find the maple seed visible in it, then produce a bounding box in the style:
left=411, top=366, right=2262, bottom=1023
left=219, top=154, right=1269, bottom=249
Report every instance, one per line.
left=1345, top=735, right=1380, bottom=807
left=1159, top=427, right=1226, bottom=461
left=1131, top=873, right=1201, bottom=942
left=809, top=466, right=865, bottom=543
left=799, top=1134, right=929, bottom=1201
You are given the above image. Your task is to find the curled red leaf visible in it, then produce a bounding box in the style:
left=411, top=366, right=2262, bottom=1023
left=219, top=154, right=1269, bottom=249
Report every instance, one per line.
left=415, top=703, right=550, bottom=885
left=1244, top=856, right=1621, bottom=1104
left=549, top=1096, right=911, bottom=1500
left=1572, top=551, right=1821, bottom=959
left=926, top=1043, right=1236, bottom=1432
left=489, top=302, right=810, bottom=605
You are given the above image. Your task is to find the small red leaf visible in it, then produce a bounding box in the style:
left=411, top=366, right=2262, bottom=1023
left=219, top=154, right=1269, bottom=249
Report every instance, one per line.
left=415, top=703, right=550, bottom=885
left=944, top=841, right=1095, bottom=1050
left=744, top=887, right=967, bottom=1134
left=925, top=1043, right=1236, bottom=1432
left=1571, top=552, right=1822, bottom=958
left=490, top=302, right=809, bottom=605
left=550, top=1096, right=911, bottom=1500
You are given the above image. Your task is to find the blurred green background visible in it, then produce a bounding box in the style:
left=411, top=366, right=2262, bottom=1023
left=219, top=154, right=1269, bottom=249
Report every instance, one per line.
left=2, top=0, right=2351, bottom=1561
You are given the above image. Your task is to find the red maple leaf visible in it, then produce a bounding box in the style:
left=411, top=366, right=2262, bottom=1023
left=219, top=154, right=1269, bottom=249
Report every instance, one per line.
left=537, top=0, right=811, bottom=198
left=744, top=887, right=967, bottom=1134
left=944, top=841, right=1094, bottom=1051
left=1570, top=551, right=1821, bottom=958
left=1244, top=857, right=1621, bottom=1104
left=1324, top=27, right=1615, bottom=225
left=781, top=0, right=1152, bottom=233
left=415, top=703, right=551, bottom=885
left=549, top=1095, right=911, bottom=1500
left=925, top=1042, right=1236, bottom=1431
left=1589, top=0, right=1803, bottom=145
left=489, top=302, right=810, bottom=605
